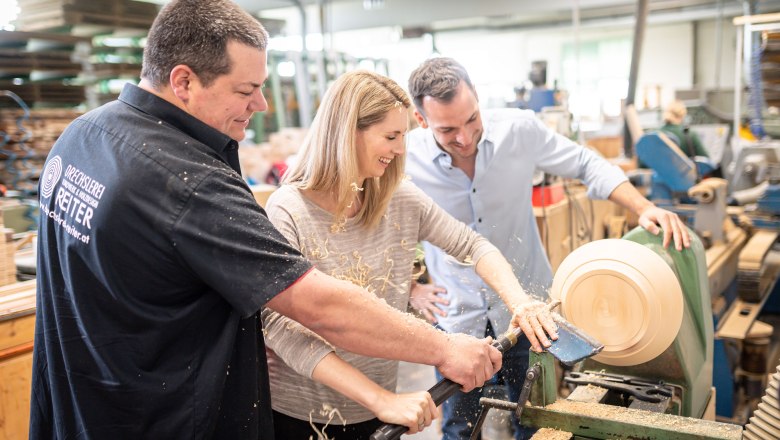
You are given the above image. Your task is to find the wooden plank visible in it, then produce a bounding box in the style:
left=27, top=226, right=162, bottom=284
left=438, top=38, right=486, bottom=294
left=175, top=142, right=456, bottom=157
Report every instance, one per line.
left=0, top=290, right=37, bottom=316
left=716, top=296, right=771, bottom=340
left=0, top=313, right=35, bottom=351
left=0, top=279, right=37, bottom=297
left=705, top=223, right=748, bottom=299
left=739, top=230, right=778, bottom=271
left=0, top=350, right=33, bottom=440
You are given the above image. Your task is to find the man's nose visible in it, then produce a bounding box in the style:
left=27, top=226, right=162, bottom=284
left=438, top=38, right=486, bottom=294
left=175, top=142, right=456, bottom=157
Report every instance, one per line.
left=456, top=129, right=471, bottom=146
left=249, top=89, right=268, bottom=112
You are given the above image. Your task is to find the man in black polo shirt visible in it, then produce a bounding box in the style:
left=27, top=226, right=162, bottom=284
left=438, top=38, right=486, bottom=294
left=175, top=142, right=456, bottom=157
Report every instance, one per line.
left=30, top=1, right=505, bottom=439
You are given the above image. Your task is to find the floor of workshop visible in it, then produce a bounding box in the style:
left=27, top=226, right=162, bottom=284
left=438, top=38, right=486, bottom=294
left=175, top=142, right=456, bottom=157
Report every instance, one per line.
left=396, top=362, right=515, bottom=440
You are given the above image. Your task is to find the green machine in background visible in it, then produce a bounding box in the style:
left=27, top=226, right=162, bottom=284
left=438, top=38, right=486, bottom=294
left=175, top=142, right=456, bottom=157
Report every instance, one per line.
left=470, top=227, right=745, bottom=439
left=551, top=226, right=713, bottom=419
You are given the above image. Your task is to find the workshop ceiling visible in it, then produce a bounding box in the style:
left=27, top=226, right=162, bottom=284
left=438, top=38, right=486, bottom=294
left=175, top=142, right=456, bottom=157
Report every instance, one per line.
left=231, top=0, right=780, bottom=34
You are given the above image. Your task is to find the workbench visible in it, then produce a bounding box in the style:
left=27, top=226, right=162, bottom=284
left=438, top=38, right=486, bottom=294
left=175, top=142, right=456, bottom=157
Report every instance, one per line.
left=0, top=279, right=36, bottom=440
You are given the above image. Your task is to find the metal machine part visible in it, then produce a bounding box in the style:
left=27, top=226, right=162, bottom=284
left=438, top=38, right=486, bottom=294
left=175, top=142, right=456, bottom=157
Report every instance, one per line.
left=470, top=352, right=743, bottom=440
left=469, top=363, right=542, bottom=440
left=564, top=371, right=676, bottom=414
left=371, top=301, right=603, bottom=440
left=728, top=144, right=780, bottom=193
left=688, top=178, right=729, bottom=244
left=370, top=326, right=526, bottom=440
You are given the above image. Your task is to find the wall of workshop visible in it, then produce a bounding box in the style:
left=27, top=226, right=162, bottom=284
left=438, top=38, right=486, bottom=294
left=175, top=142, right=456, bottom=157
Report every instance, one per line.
left=328, top=22, right=699, bottom=115
left=695, top=18, right=737, bottom=92
left=260, top=6, right=735, bottom=121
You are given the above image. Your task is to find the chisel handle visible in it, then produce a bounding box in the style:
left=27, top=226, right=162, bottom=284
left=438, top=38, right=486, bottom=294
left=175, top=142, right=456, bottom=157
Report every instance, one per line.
left=369, top=328, right=522, bottom=440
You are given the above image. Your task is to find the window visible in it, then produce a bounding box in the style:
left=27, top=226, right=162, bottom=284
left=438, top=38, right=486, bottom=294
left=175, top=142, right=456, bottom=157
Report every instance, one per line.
left=560, top=37, right=631, bottom=121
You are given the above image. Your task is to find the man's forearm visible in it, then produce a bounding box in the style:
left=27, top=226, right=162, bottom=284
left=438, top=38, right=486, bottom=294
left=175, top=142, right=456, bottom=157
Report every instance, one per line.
left=608, top=181, right=654, bottom=216
left=266, top=269, right=447, bottom=366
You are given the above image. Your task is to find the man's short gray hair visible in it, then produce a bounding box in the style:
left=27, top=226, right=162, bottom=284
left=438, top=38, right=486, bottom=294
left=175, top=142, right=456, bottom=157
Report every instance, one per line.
left=408, top=57, right=474, bottom=116
left=141, top=0, right=268, bottom=89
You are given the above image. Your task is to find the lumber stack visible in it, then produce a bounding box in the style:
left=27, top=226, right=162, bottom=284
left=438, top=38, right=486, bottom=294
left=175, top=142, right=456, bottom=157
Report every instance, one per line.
left=0, top=108, right=81, bottom=192
left=15, top=0, right=159, bottom=33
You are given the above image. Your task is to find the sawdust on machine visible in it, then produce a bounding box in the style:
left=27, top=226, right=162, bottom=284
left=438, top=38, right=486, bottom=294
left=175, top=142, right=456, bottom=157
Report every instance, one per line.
left=545, top=399, right=743, bottom=437
left=529, top=427, right=573, bottom=440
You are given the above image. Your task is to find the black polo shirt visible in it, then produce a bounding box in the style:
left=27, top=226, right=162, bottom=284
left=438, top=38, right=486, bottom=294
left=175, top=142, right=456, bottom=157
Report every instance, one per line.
left=31, top=84, right=312, bottom=439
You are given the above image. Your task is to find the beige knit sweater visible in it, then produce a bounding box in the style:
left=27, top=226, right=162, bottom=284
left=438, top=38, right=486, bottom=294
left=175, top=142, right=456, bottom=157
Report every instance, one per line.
left=261, top=180, right=498, bottom=424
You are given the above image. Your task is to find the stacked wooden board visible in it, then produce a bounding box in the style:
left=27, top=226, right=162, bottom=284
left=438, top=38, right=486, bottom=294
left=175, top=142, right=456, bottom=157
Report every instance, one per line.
left=762, top=31, right=780, bottom=108
left=0, top=108, right=81, bottom=193
left=0, top=31, right=90, bottom=108
left=15, top=0, right=159, bottom=33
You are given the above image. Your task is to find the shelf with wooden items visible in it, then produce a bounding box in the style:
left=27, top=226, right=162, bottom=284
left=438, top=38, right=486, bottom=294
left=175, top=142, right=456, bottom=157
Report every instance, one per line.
left=0, top=30, right=91, bottom=109
left=13, top=0, right=158, bottom=109
left=733, top=12, right=780, bottom=140
left=15, top=0, right=158, bottom=35
left=0, top=29, right=89, bottom=196
left=0, top=0, right=157, bottom=196
left=0, top=90, right=82, bottom=196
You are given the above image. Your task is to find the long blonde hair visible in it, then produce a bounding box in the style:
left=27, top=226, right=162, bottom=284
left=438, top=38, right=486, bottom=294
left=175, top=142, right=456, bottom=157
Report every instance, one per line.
left=283, top=70, right=410, bottom=229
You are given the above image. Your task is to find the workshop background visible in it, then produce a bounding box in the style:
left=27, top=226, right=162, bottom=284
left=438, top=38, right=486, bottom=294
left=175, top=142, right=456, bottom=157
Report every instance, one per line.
left=3, top=1, right=780, bottom=439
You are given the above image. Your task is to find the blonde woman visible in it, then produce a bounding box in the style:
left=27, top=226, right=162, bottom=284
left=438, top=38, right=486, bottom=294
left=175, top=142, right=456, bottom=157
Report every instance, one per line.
left=261, top=70, right=557, bottom=439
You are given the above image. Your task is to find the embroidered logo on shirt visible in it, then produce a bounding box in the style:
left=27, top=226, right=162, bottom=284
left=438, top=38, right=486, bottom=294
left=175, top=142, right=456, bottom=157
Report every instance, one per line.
left=40, top=155, right=63, bottom=199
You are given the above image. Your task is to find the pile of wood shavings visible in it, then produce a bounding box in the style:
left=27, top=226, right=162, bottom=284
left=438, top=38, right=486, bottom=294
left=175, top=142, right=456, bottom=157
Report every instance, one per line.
left=545, top=400, right=742, bottom=437
left=529, top=427, right=573, bottom=439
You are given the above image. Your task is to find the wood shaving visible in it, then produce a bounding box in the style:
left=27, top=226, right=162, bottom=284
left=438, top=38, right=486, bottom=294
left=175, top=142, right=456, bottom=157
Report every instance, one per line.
left=530, top=428, right=573, bottom=440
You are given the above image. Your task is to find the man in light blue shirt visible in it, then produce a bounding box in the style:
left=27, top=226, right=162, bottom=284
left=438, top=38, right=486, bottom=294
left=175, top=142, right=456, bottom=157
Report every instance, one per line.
left=405, top=57, right=690, bottom=439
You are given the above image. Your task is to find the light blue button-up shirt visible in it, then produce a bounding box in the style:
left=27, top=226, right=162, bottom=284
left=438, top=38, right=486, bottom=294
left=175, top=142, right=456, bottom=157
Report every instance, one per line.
left=405, top=108, right=628, bottom=337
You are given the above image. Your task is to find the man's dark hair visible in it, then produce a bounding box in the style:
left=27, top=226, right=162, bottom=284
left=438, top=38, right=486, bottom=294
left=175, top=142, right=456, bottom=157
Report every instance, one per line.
left=408, top=57, right=474, bottom=116
left=141, top=0, right=268, bottom=89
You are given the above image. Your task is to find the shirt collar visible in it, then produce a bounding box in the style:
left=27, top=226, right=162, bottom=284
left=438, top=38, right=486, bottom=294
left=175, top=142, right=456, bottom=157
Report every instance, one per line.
left=118, top=83, right=239, bottom=164
left=415, top=110, right=495, bottom=164
left=479, top=110, right=495, bottom=146
left=417, top=128, right=446, bottom=163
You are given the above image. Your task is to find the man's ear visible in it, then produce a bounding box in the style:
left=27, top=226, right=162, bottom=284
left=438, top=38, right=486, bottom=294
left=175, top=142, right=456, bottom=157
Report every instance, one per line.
left=413, top=108, right=428, bottom=129
left=170, top=64, right=196, bottom=102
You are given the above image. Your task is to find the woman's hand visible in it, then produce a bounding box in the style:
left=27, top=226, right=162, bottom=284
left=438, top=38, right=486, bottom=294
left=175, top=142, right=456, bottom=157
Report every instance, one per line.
left=369, top=390, right=437, bottom=434
left=409, top=282, right=449, bottom=324
left=510, top=300, right=559, bottom=352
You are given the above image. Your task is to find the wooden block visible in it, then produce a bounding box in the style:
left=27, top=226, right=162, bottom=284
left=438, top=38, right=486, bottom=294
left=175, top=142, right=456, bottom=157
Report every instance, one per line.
left=0, top=350, right=33, bottom=440
left=0, top=314, right=35, bottom=353
left=716, top=297, right=770, bottom=340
